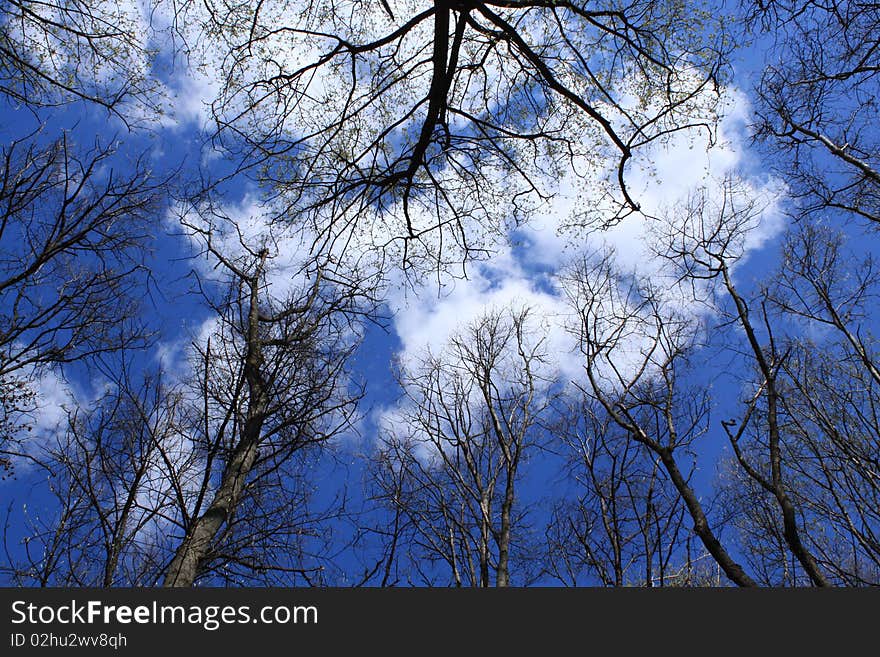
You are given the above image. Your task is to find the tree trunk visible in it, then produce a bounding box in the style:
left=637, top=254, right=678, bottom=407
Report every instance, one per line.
left=658, top=449, right=758, bottom=587
left=163, top=257, right=268, bottom=587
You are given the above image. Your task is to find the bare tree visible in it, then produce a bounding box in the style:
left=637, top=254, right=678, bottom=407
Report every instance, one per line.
left=544, top=394, right=689, bottom=586
left=0, top=133, right=155, bottom=376
left=718, top=224, right=880, bottom=585
left=653, top=179, right=833, bottom=586
left=161, top=203, right=368, bottom=586
left=745, top=0, right=880, bottom=226
left=1, top=359, right=193, bottom=587
left=563, top=247, right=758, bottom=586
left=2, top=200, right=368, bottom=587
left=371, top=307, right=550, bottom=586
left=561, top=177, right=880, bottom=588
left=180, top=0, right=728, bottom=270
left=0, top=0, right=165, bottom=121
left=0, top=132, right=158, bottom=472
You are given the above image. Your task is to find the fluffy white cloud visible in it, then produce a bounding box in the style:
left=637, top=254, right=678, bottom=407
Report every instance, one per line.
left=1, top=365, right=83, bottom=478
left=140, top=9, right=783, bottom=454
left=378, top=86, right=786, bottom=445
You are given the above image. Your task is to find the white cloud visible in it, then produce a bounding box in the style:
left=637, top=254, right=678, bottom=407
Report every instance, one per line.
left=377, top=86, right=786, bottom=447
left=1, top=366, right=82, bottom=477
left=152, top=65, right=221, bottom=130
left=145, top=12, right=783, bottom=454
left=172, top=195, right=315, bottom=303
left=28, top=368, right=77, bottom=438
